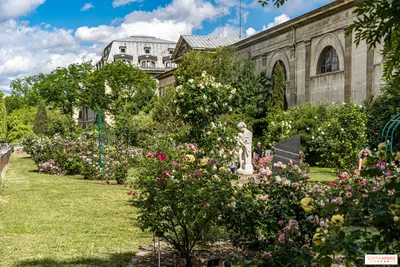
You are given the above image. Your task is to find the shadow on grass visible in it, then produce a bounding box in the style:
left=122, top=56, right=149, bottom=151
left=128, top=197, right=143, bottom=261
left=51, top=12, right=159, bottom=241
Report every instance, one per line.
left=14, top=252, right=135, bottom=267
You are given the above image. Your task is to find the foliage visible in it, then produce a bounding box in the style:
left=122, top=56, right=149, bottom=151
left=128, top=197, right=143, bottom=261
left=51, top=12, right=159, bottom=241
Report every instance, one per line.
left=114, top=111, right=156, bottom=148
left=33, top=103, right=49, bottom=135
left=152, top=85, right=184, bottom=134
left=174, top=47, right=270, bottom=134
left=258, top=0, right=288, bottom=7
left=4, top=94, right=25, bottom=114
left=365, top=82, right=400, bottom=151
left=264, top=102, right=366, bottom=169
left=7, top=106, right=37, bottom=143
left=91, top=61, right=156, bottom=116
left=47, top=110, right=79, bottom=137
left=267, top=63, right=287, bottom=112
left=36, top=62, right=93, bottom=116
left=0, top=91, right=7, bottom=142
left=131, top=143, right=236, bottom=266
left=309, top=103, right=367, bottom=170
left=175, top=72, right=236, bottom=143
left=224, top=159, right=400, bottom=266
left=349, top=0, right=400, bottom=82
left=9, top=74, right=43, bottom=107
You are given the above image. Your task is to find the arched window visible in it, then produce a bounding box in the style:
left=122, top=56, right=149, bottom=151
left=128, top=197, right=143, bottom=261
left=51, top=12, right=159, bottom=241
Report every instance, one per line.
left=272, top=60, right=287, bottom=80
left=318, top=46, right=339, bottom=74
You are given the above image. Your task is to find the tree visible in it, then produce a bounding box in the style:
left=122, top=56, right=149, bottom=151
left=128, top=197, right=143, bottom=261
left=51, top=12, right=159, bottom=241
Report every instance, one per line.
left=0, top=91, right=7, bottom=141
left=267, top=63, right=287, bottom=112
left=10, top=74, right=43, bottom=107
left=7, top=106, right=37, bottom=143
left=33, top=104, right=49, bottom=135
left=4, top=94, right=26, bottom=114
left=91, top=61, right=157, bottom=116
left=36, top=62, right=93, bottom=116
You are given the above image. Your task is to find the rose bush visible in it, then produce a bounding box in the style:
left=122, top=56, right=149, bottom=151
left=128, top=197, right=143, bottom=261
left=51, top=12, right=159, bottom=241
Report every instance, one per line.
left=224, top=159, right=399, bottom=266
left=130, top=143, right=236, bottom=267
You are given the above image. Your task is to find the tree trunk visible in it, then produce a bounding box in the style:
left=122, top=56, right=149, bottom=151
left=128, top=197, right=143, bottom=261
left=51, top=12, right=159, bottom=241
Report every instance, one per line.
left=185, top=255, right=192, bottom=267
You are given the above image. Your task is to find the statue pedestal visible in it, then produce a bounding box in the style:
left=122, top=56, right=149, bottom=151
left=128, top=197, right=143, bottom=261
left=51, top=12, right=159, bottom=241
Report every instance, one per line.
left=237, top=165, right=254, bottom=175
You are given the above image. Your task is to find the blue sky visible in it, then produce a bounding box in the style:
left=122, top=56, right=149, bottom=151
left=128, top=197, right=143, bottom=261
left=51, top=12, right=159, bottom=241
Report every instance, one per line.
left=0, top=0, right=334, bottom=94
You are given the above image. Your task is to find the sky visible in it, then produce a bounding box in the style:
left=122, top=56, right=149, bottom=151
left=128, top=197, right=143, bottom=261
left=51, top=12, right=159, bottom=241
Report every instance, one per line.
left=0, top=0, right=334, bottom=95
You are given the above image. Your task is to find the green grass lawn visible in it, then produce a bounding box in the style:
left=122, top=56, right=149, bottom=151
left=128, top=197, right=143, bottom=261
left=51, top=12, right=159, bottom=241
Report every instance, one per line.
left=0, top=156, right=151, bottom=267
left=309, top=167, right=337, bottom=182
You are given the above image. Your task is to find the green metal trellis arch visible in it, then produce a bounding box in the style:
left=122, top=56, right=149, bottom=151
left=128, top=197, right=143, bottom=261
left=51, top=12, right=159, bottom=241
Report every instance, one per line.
left=381, top=112, right=400, bottom=170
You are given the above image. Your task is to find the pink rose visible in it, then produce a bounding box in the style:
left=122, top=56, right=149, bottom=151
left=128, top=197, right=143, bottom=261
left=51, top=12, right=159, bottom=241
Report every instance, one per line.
left=278, top=233, right=285, bottom=244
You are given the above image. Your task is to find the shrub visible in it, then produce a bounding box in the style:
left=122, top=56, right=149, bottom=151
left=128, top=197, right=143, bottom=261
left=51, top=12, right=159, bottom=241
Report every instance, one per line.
left=130, top=143, right=235, bottom=267
left=33, top=104, right=48, bottom=135
left=264, top=102, right=366, bottom=169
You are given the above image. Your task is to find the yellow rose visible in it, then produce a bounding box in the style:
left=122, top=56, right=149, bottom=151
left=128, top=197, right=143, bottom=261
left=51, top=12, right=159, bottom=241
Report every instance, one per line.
left=331, top=215, right=344, bottom=227
left=313, top=233, right=323, bottom=246
left=200, top=157, right=209, bottom=166
left=185, top=154, right=195, bottom=163
left=394, top=216, right=399, bottom=222
left=300, top=197, right=314, bottom=213
left=219, top=167, right=228, bottom=173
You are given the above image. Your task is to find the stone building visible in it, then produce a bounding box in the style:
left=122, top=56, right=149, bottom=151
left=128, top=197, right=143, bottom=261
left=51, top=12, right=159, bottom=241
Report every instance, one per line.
left=78, top=36, right=177, bottom=126
left=95, top=35, right=177, bottom=77
left=235, top=0, right=384, bottom=105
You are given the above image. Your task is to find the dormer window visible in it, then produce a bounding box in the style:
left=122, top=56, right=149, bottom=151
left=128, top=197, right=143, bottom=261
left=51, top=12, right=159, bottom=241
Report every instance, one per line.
left=119, top=46, right=126, bottom=53
left=144, top=47, right=151, bottom=54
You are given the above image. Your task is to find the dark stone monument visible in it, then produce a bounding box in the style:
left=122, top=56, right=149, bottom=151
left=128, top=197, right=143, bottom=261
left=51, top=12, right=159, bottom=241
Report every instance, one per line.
left=272, top=134, right=301, bottom=173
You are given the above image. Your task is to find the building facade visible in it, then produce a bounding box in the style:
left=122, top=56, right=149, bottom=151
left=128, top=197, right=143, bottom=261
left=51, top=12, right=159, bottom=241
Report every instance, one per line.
left=236, top=0, right=384, bottom=106
left=95, top=35, right=177, bottom=77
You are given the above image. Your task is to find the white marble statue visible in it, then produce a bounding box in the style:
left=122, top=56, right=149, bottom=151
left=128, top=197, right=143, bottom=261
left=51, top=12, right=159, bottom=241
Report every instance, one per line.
left=237, top=122, right=254, bottom=175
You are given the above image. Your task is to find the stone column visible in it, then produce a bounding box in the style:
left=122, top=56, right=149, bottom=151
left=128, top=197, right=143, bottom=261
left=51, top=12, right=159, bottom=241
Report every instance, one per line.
left=289, top=46, right=297, bottom=106
left=304, top=40, right=312, bottom=102
left=366, top=49, right=374, bottom=99
left=344, top=30, right=352, bottom=102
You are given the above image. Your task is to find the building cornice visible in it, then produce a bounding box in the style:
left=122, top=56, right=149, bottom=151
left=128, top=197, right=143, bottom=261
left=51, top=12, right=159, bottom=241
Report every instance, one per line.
left=235, top=0, right=362, bottom=50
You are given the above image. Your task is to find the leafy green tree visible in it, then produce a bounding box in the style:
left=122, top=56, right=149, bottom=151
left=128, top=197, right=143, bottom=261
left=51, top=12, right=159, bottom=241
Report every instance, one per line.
left=92, top=61, right=156, bottom=116
left=33, top=104, right=49, bottom=135
left=7, top=106, right=37, bottom=143
left=4, top=94, right=26, bottom=114
left=0, top=91, right=7, bottom=141
left=36, top=62, right=93, bottom=116
left=10, top=74, right=43, bottom=107
left=267, top=63, right=287, bottom=112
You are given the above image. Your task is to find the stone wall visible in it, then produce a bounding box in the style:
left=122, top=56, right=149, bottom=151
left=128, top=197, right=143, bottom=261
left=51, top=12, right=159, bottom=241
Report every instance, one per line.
left=236, top=0, right=384, bottom=105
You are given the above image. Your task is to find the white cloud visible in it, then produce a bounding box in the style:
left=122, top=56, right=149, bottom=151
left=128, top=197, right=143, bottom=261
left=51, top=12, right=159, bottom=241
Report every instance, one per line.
left=264, top=13, right=290, bottom=29
left=0, top=19, right=99, bottom=93
left=0, top=0, right=46, bottom=21
left=112, top=0, right=142, bottom=8
left=76, top=0, right=225, bottom=45
left=124, top=0, right=222, bottom=29
left=209, top=24, right=241, bottom=38
left=245, top=27, right=257, bottom=37
left=75, top=20, right=191, bottom=44
left=80, top=2, right=94, bottom=12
